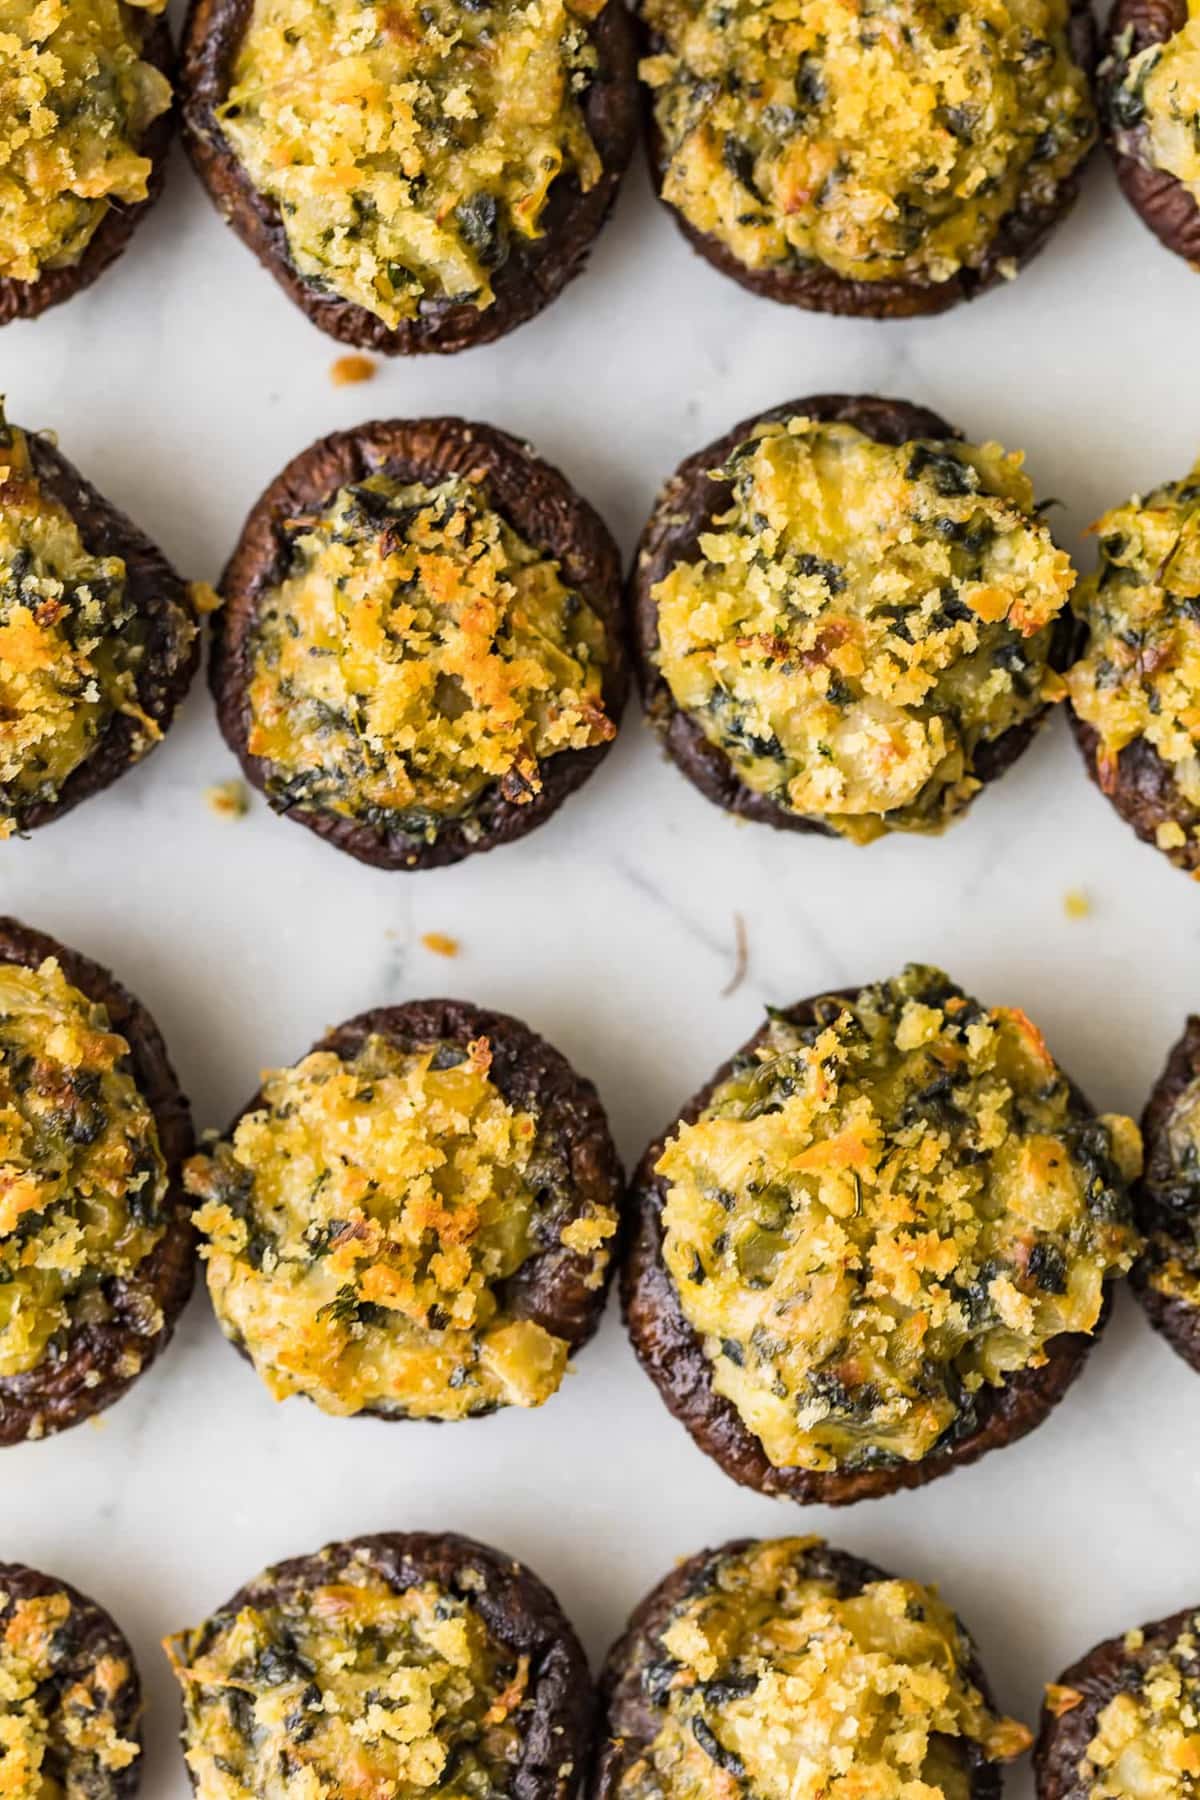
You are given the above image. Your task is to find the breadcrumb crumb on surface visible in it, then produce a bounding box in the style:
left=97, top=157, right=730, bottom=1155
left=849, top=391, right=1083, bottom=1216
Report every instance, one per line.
left=421, top=932, right=460, bottom=957
left=1063, top=888, right=1092, bottom=920
left=189, top=581, right=223, bottom=615
left=330, top=354, right=376, bottom=386
left=206, top=779, right=250, bottom=819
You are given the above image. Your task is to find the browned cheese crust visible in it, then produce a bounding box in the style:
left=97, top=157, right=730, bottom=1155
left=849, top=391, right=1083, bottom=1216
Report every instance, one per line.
left=631, top=394, right=1077, bottom=836
left=211, top=416, right=629, bottom=870
left=1034, top=1605, right=1200, bottom=1800
left=637, top=1, right=1096, bottom=319
left=179, top=0, right=638, bottom=352
left=622, top=991, right=1111, bottom=1506
left=1100, top=0, right=1200, bottom=264
left=180, top=1532, right=592, bottom=1800
left=590, top=1538, right=1004, bottom=1800
left=0, top=917, right=194, bottom=1445
left=0, top=15, right=175, bottom=326
left=1131, top=1014, right=1200, bottom=1370
left=10, top=426, right=199, bottom=834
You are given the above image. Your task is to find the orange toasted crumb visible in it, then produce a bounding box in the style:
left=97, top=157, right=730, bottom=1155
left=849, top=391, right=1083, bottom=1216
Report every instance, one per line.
left=330, top=354, right=376, bottom=386
left=421, top=931, right=460, bottom=958
left=1063, top=888, right=1092, bottom=920
left=189, top=581, right=223, bottom=615
left=1045, top=1683, right=1084, bottom=1718
left=206, top=779, right=250, bottom=819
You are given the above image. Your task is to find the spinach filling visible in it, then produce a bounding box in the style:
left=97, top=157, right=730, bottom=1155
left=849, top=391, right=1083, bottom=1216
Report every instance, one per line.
left=1081, top=1618, right=1200, bottom=1800
left=0, top=1587, right=139, bottom=1798
left=1106, top=5, right=1200, bottom=200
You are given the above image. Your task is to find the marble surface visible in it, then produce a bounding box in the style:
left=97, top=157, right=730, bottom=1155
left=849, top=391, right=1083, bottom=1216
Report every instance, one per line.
left=5, top=33, right=1200, bottom=1796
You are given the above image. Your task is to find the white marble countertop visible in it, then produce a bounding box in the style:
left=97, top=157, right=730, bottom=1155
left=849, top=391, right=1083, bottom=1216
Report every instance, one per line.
left=5, top=29, right=1200, bottom=1795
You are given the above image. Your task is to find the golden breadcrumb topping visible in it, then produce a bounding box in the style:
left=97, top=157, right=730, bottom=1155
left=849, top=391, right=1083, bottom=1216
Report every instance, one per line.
left=246, top=472, right=613, bottom=842
left=1067, top=458, right=1200, bottom=862
left=1083, top=1619, right=1200, bottom=1800
left=651, top=419, right=1074, bottom=841
left=0, top=956, right=168, bottom=1382
left=1107, top=2, right=1200, bottom=194
left=167, top=1562, right=531, bottom=1800
left=0, top=0, right=170, bottom=282
left=0, top=410, right=190, bottom=838
left=1141, top=1072, right=1200, bottom=1312
left=219, top=0, right=604, bottom=325
left=639, top=0, right=1094, bottom=285
left=657, top=965, right=1141, bottom=1471
left=616, top=1538, right=1031, bottom=1800
left=0, top=1587, right=139, bottom=1800
left=186, top=1031, right=617, bottom=1419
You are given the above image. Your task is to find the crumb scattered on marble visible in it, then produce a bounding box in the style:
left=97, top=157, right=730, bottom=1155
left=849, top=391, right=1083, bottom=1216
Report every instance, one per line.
left=189, top=580, right=223, bottom=614
left=330, top=354, right=376, bottom=386
left=1063, top=889, right=1092, bottom=920
left=721, top=912, right=748, bottom=996
left=421, top=932, right=460, bottom=958
left=206, top=779, right=250, bottom=819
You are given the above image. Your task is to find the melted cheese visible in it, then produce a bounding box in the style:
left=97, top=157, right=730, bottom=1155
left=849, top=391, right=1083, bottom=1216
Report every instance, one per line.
left=657, top=965, right=1142, bottom=1471
left=219, top=0, right=604, bottom=324
left=616, top=1538, right=1031, bottom=1800
left=1108, top=1, right=1200, bottom=194
left=639, top=0, right=1094, bottom=285
left=652, top=419, right=1074, bottom=841
left=186, top=1031, right=618, bottom=1419
left=0, top=410, right=195, bottom=837
left=1083, top=1619, right=1200, bottom=1800
left=0, top=1588, right=139, bottom=1800
left=0, top=957, right=168, bottom=1382
left=168, top=1564, right=531, bottom=1800
left=0, top=0, right=170, bottom=282
left=1067, top=458, right=1200, bottom=854
left=246, top=473, right=614, bottom=839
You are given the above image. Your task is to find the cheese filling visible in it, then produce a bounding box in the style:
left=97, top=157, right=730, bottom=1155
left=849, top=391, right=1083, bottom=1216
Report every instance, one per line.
left=167, top=1565, right=533, bottom=1800
left=219, top=0, right=604, bottom=325
left=186, top=1031, right=618, bottom=1419
left=652, top=418, right=1074, bottom=842
left=1107, top=1, right=1200, bottom=196
left=0, top=0, right=170, bottom=283
left=1083, top=1620, right=1200, bottom=1800
left=0, top=957, right=169, bottom=1382
left=245, top=472, right=614, bottom=840
left=616, top=1538, right=1032, bottom=1800
left=0, top=411, right=187, bottom=839
left=657, top=965, right=1141, bottom=1472
left=639, top=0, right=1094, bottom=285
left=1066, top=457, right=1200, bottom=849
left=0, top=1587, right=139, bottom=1800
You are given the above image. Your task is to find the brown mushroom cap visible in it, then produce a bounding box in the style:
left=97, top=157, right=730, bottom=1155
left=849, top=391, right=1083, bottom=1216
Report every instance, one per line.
left=637, top=0, right=1097, bottom=319
left=211, top=416, right=629, bottom=870
left=179, top=0, right=638, bottom=352
left=1035, top=1603, right=1200, bottom=1800
left=177, top=1531, right=591, bottom=1800
left=632, top=393, right=1077, bottom=838
left=590, top=1538, right=1005, bottom=1800
left=623, top=988, right=1114, bottom=1506
left=1069, top=710, right=1200, bottom=875
left=0, top=1562, right=144, bottom=1799
left=0, top=917, right=194, bottom=1446
left=1131, top=1014, right=1200, bottom=1371
left=1100, top=0, right=1200, bottom=265
left=6, top=425, right=198, bottom=836
left=201, top=997, right=624, bottom=1418
left=0, top=14, right=175, bottom=327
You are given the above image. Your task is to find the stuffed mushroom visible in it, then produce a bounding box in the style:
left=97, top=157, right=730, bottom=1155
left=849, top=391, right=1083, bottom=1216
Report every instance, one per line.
left=634, top=397, right=1078, bottom=844
left=179, top=0, right=638, bottom=353
left=591, top=1535, right=1032, bottom=1800
left=1066, top=454, right=1200, bottom=874
left=636, top=0, right=1097, bottom=318
left=0, top=0, right=174, bottom=324
left=0, top=407, right=198, bottom=838
left=1100, top=0, right=1200, bottom=267
left=624, top=964, right=1142, bottom=1505
left=0, top=917, right=194, bottom=1445
left=1035, top=1604, right=1200, bottom=1800
left=166, top=1531, right=591, bottom=1800
left=0, top=1563, right=143, bottom=1798
left=1130, top=1014, right=1200, bottom=1371
left=211, top=417, right=627, bottom=870
left=185, top=998, right=622, bottom=1420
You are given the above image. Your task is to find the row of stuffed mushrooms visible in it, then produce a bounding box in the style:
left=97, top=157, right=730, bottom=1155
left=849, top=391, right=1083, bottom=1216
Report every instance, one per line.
left=4, top=909, right=1200, bottom=1505
left=6, top=396, right=1200, bottom=875
left=10, top=1529, right=1200, bottom=1800
left=8, top=0, right=1200, bottom=345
